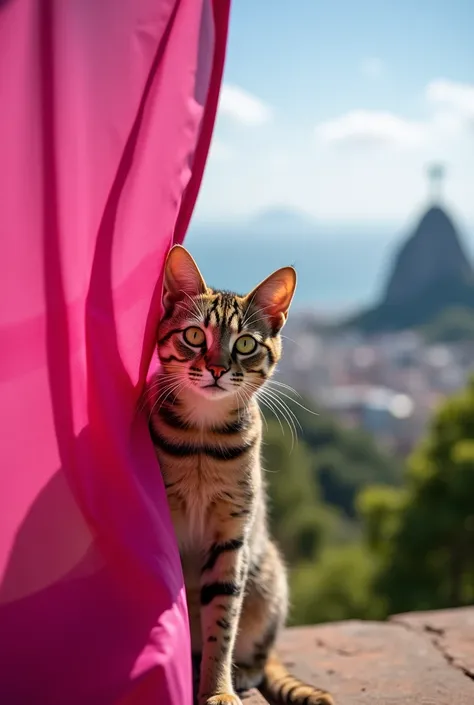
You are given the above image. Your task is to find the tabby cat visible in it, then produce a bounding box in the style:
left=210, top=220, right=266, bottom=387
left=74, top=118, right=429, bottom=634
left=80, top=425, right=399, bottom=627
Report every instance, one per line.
left=148, top=245, right=334, bottom=705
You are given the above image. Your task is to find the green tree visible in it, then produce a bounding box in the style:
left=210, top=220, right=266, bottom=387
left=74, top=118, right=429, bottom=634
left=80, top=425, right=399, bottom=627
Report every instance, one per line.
left=262, top=420, right=324, bottom=563
left=289, top=545, right=383, bottom=625
left=359, top=377, right=474, bottom=614
left=291, top=404, right=402, bottom=518
left=260, top=398, right=405, bottom=625
left=262, top=407, right=381, bottom=562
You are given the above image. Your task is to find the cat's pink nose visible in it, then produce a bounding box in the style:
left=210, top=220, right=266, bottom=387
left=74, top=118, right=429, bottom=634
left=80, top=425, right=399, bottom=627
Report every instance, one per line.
left=207, top=364, right=227, bottom=380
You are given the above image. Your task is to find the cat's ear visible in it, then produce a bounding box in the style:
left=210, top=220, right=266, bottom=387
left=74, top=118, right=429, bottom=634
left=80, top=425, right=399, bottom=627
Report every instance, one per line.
left=163, top=245, right=207, bottom=312
left=245, top=266, right=297, bottom=332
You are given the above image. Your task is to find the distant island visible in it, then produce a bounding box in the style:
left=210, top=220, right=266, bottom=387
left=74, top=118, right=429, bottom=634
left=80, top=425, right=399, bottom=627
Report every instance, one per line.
left=346, top=166, right=474, bottom=342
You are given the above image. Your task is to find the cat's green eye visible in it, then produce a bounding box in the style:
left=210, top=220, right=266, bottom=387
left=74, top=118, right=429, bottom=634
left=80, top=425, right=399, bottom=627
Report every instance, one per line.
left=183, top=326, right=205, bottom=347
left=234, top=335, right=257, bottom=355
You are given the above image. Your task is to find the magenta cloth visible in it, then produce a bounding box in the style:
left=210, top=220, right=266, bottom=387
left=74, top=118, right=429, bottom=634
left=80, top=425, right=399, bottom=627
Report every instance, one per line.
left=0, top=1, right=229, bottom=703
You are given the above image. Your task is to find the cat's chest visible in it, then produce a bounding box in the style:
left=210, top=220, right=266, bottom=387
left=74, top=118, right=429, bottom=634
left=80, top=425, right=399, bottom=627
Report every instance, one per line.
left=162, top=455, right=240, bottom=549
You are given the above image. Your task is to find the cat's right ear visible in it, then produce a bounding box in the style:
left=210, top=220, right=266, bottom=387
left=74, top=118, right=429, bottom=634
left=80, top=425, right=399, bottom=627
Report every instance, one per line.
left=163, top=245, right=207, bottom=312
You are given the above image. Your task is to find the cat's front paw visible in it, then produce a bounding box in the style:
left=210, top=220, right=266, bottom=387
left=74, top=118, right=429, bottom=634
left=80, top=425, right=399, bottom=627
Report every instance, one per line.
left=203, top=694, right=242, bottom=705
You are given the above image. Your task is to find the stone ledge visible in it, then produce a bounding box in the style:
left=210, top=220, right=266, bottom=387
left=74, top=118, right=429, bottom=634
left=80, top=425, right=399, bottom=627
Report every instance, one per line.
left=242, top=607, right=474, bottom=704
left=241, top=690, right=267, bottom=704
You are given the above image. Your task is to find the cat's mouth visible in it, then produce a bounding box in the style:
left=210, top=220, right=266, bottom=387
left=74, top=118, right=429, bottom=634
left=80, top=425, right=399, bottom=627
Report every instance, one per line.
left=196, top=380, right=233, bottom=399
left=204, top=382, right=224, bottom=390
left=202, top=382, right=228, bottom=396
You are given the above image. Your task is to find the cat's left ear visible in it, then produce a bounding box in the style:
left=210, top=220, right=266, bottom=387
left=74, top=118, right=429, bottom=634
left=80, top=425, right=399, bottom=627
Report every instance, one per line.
left=163, top=245, right=207, bottom=312
left=245, top=266, right=297, bottom=332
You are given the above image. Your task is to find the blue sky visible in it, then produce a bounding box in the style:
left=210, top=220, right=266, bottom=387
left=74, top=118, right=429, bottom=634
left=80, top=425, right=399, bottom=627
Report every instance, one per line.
left=194, top=0, right=474, bottom=226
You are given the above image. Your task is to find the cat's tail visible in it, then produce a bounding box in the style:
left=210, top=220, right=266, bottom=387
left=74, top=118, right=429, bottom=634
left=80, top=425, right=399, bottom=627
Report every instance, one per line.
left=261, top=650, right=335, bottom=705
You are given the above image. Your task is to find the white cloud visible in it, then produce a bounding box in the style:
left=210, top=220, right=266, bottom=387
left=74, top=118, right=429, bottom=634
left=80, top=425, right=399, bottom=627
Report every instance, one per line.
left=209, top=138, right=232, bottom=161
left=218, top=84, right=272, bottom=126
left=426, top=79, right=474, bottom=127
left=315, top=110, right=424, bottom=148
left=196, top=79, right=474, bottom=225
left=360, top=57, right=384, bottom=79
left=313, top=79, right=474, bottom=152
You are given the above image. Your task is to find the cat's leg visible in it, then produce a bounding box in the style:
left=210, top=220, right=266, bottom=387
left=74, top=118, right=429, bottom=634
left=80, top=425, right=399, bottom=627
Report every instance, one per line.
left=234, top=541, right=335, bottom=705
left=233, top=540, right=287, bottom=693
left=198, top=531, right=249, bottom=705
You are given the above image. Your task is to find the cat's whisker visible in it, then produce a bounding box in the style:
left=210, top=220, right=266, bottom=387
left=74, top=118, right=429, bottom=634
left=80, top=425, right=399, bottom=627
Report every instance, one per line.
left=147, top=384, right=181, bottom=417
left=280, top=334, right=302, bottom=349
left=156, top=380, right=189, bottom=412
left=260, top=389, right=298, bottom=450
left=262, top=386, right=303, bottom=433
left=148, top=377, right=187, bottom=418
left=176, top=300, right=202, bottom=326
left=159, top=364, right=191, bottom=373
left=135, top=391, right=150, bottom=417
left=250, top=389, right=269, bottom=432
left=242, top=302, right=276, bottom=325
left=240, top=291, right=258, bottom=328
left=181, top=290, right=203, bottom=315
left=243, top=381, right=286, bottom=439
left=245, top=380, right=299, bottom=450
left=265, top=382, right=318, bottom=416
left=149, top=386, right=184, bottom=419
left=241, top=302, right=274, bottom=328
left=241, top=315, right=272, bottom=328
left=234, top=389, right=243, bottom=426
left=182, top=290, right=206, bottom=320
left=266, top=378, right=303, bottom=399
left=137, top=374, right=185, bottom=414
left=255, top=391, right=286, bottom=439
left=145, top=373, right=182, bottom=391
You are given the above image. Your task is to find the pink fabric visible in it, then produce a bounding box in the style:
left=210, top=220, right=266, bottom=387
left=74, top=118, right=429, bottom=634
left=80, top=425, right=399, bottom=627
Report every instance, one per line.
left=0, top=1, right=230, bottom=704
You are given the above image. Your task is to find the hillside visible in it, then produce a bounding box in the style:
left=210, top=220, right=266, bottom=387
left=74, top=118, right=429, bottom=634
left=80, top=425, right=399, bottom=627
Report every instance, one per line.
left=347, top=205, right=474, bottom=335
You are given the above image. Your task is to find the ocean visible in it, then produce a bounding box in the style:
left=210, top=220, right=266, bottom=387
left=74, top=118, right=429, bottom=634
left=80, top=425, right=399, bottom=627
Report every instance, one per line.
left=184, top=226, right=399, bottom=315
left=185, top=222, right=474, bottom=315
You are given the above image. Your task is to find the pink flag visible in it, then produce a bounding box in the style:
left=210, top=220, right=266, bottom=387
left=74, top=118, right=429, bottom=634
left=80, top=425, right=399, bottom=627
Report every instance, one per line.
left=0, top=1, right=230, bottom=703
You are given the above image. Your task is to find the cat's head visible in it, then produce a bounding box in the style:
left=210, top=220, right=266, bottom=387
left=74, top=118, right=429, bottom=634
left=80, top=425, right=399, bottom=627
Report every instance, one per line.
left=156, top=245, right=297, bottom=401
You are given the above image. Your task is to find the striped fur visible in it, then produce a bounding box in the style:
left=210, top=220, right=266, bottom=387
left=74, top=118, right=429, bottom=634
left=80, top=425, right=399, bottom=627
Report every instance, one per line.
left=147, top=246, right=334, bottom=705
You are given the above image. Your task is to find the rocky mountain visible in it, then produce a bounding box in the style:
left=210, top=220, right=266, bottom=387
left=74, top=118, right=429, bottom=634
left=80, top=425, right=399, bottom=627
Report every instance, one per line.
left=348, top=204, right=474, bottom=334
left=383, top=206, right=473, bottom=306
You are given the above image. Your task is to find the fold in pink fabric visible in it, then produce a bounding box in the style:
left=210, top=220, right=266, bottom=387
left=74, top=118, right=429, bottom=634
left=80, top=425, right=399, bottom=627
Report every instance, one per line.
left=0, top=1, right=230, bottom=703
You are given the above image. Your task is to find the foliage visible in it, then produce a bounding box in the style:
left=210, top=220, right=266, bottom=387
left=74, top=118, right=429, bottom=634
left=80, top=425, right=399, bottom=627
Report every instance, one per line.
left=289, top=545, right=383, bottom=625
left=359, top=377, right=474, bottom=614
left=260, top=400, right=401, bottom=624
left=261, top=377, right=474, bottom=625
left=264, top=403, right=402, bottom=519
left=422, top=306, right=474, bottom=343
left=262, top=424, right=323, bottom=560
